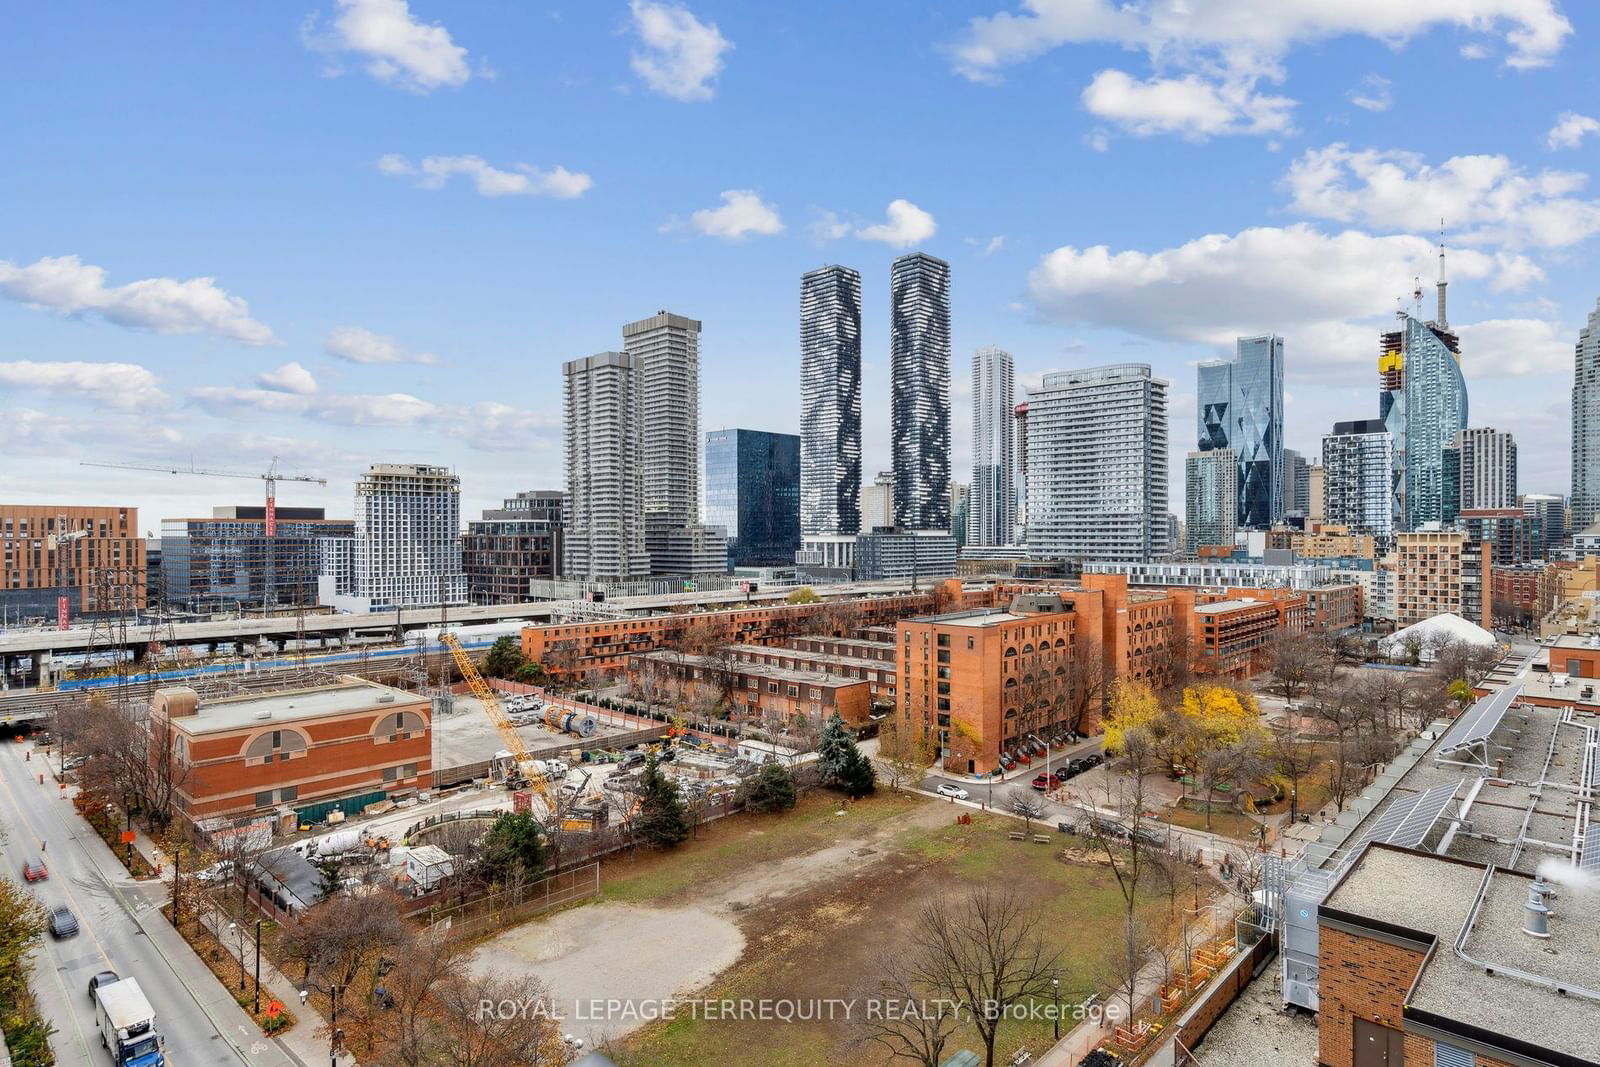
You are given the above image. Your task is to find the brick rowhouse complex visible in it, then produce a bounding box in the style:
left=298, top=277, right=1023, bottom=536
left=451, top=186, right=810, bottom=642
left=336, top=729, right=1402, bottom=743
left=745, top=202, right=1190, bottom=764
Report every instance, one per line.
left=150, top=678, right=431, bottom=826
left=0, top=505, right=145, bottom=622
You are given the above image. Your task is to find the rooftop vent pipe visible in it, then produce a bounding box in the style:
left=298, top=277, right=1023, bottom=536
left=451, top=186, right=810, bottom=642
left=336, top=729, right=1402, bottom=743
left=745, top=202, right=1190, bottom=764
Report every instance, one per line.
left=1523, top=877, right=1553, bottom=938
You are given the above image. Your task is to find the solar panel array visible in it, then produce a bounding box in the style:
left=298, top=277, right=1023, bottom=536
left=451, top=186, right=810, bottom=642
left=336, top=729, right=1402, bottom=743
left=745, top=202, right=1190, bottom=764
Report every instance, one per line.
left=1436, top=682, right=1522, bottom=755
left=1338, top=782, right=1461, bottom=871
left=1582, top=836, right=1600, bottom=874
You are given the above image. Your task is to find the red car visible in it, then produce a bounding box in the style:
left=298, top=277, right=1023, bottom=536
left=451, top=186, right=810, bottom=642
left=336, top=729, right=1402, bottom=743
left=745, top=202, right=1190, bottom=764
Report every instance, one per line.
left=21, top=858, right=48, bottom=882
left=1031, top=772, right=1053, bottom=792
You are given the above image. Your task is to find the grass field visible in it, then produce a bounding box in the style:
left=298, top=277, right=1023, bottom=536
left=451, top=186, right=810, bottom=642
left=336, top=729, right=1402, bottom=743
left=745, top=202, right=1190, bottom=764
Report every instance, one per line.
left=546, top=790, right=1189, bottom=1067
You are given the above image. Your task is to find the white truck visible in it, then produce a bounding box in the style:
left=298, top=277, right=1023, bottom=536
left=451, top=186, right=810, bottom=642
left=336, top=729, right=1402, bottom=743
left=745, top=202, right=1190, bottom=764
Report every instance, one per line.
left=94, top=977, right=164, bottom=1067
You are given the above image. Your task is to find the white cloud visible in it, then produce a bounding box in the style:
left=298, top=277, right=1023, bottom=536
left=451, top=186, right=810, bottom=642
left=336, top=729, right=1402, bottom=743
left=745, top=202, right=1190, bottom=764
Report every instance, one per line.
left=1347, top=73, right=1392, bottom=112
left=1284, top=143, right=1600, bottom=249
left=627, top=0, right=732, bottom=102
left=949, top=2, right=1569, bottom=139
left=966, top=235, right=1007, bottom=255
left=680, top=190, right=784, bottom=240
left=303, top=0, right=471, bottom=93
left=1547, top=112, right=1600, bottom=150
left=856, top=199, right=938, bottom=248
left=0, top=360, right=167, bottom=410
left=1454, top=317, right=1572, bottom=377
left=325, top=325, right=438, bottom=365
left=0, top=254, right=276, bottom=345
left=378, top=154, right=592, bottom=199
left=1081, top=69, right=1294, bottom=139
left=1460, top=42, right=1492, bottom=60
left=809, top=209, right=852, bottom=242
left=256, top=361, right=319, bottom=395
left=1027, top=223, right=1542, bottom=376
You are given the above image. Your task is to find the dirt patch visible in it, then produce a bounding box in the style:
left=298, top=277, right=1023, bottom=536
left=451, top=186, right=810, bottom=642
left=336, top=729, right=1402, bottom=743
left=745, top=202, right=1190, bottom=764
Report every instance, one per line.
left=468, top=902, right=745, bottom=1046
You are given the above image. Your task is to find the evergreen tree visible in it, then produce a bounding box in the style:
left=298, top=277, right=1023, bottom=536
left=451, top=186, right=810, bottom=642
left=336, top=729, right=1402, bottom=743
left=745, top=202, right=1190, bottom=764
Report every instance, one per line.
left=483, top=637, right=527, bottom=679
left=817, top=711, right=851, bottom=784
left=740, top=759, right=797, bottom=813
left=479, top=811, right=546, bottom=883
left=313, top=853, right=343, bottom=901
left=838, top=745, right=877, bottom=798
left=635, top=754, right=691, bottom=848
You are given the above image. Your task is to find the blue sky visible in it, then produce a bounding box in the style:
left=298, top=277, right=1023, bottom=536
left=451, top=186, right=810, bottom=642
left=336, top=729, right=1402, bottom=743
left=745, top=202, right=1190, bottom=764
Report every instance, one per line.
left=3, top=0, right=1598, bottom=529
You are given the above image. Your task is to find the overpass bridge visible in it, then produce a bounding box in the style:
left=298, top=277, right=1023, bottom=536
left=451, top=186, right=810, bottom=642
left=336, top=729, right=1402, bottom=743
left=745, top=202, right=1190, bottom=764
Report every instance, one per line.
left=0, top=579, right=930, bottom=689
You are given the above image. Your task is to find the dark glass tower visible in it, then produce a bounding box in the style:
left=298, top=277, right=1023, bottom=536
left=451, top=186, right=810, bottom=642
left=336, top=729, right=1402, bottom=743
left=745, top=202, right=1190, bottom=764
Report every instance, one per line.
left=704, top=429, right=801, bottom=567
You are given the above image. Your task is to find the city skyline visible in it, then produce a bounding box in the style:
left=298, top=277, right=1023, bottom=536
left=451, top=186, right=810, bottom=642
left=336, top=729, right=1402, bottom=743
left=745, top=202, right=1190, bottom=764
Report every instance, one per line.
left=3, top=4, right=1595, bottom=526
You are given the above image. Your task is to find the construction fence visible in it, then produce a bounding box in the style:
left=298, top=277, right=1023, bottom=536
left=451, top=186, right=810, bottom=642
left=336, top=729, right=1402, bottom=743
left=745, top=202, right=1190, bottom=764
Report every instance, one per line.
left=423, top=862, right=601, bottom=940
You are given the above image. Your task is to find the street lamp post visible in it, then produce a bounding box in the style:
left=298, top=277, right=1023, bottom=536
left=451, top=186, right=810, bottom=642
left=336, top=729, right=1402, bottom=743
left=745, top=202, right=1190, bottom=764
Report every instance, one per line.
left=1051, top=976, right=1060, bottom=1040
left=228, top=922, right=245, bottom=991
left=253, top=919, right=263, bottom=1015
left=122, top=791, right=133, bottom=868
left=1290, top=786, right=1298, bottom=824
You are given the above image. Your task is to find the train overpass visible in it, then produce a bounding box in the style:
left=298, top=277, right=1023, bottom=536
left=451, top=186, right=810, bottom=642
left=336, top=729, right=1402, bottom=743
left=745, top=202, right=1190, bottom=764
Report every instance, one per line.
left=0, top=579, right=932, bottom=688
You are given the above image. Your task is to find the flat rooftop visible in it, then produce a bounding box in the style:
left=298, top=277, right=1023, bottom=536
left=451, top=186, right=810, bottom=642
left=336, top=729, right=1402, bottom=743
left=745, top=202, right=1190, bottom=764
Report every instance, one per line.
left=1324, top=844, right=1600, bottom=1063
left=1195, top=598, right=1268, bottom=613
left=632, top=650, right=865, bottom=690
left=725, top=645, right=896, bottom=676
left=166, top=677, right=420, bottom=735
left=914, top=610, right=1029, bottom=627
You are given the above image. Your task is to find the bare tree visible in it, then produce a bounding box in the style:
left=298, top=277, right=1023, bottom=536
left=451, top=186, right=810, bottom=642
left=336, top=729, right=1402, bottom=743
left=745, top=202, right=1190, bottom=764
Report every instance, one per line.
left=1007, top=788, right=1047, bottom=836
left=1061, top=637, right=1111, bottom=736
left=1267, top=633, right=1317, bottom=703
left=878, top=717, right=937, bottom=790
left=912, top=888, right=1063, bottom=1067
left=1271, top=732, right=1319, bottom=824
left=1431, top=640, right=1501, bottom=690
left=428, top=970, right=570, bottom=1067
left=1099, top=915, right=1160, bottom=1028
left=860, top=955, right=961, bottom=1067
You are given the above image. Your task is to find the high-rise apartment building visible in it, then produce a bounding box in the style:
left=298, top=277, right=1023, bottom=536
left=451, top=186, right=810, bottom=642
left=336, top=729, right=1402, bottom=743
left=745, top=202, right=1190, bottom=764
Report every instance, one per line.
left=1196, top=336, right=1285, bottom=528
left=1382, top=312, right=1468, bottom=530
left=704, top=429, right=800, bottom=568
left=1025, top=364, right=1169, bottom=563
left=1185, top=449, right=1238, bottom=556
left=799, top=265, right=862, bottom=537
left=1014, top=402, right=1029, bottom=541
left=462, top=491, right=564, bottom=604
left=1522, top=493, right=1566, bottom=558
left=563, top=352, right=649, bottom=581
left=1443, top=427, right=1517, bottom=522
left=949, top=482, right=970, bottom=551
left=1461, top=508, right=1534, bottom=567
left=1322, top=420, right=1394, bottom=549
left=350, top=464, right=466, bottom=608
left=623, top=310, right=725, bottom=575
left=968, top=345, right=1015, bottom=548
left=161, top=507, right=354, bottom=612
left=1574, top=299, right=1600, bottom=530
left=1395, top=529, right=1468, bottom=627
left=890, top=252, right=951, bottom=530
left=861, top=471, right=894, bottom=531
left=1306, top=464, right=1325, bottom=523
left=0, top=506, right=145, bottom=623
left=1281, top=448, right=1310, bottom=516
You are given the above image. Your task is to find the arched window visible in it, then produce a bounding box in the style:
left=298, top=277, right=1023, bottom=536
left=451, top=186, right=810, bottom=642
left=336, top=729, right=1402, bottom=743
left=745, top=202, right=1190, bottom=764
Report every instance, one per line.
left=1005, top=677, right=1018, bottom=688
left=1022, top=643, right=1035, bottom=654
left=1004, top=647, right=1018, bottom=657
left=375, top=710, right=426, bottom=743
left=244, top=728, right=307, bottom=765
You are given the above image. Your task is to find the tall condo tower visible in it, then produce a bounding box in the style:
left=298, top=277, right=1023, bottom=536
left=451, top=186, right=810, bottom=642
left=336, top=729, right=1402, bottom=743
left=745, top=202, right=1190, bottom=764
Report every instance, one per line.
left=968, top=345, right=1015, bottom=547
left=799, top=265, right=863, bottom=537
left=563, top=352, right=650, bottom=581
left=351, top=464, right=466, bottom=607
left=1382, top=312, right=1467, bottom=529
left=1573, top=299, right=1600, bottom=530
left=1025, top=363, right=1169, bottom=563
left=890, top=252, right=951, bottom=530
left=623, top=310, right=701, bottom=531
left=1195, top=335, right=1285, bottom=527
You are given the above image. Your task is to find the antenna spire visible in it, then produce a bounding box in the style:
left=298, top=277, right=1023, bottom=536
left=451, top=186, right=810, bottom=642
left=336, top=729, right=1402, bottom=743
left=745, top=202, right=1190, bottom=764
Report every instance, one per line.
left=1436, top=218, right=1448, bottom=328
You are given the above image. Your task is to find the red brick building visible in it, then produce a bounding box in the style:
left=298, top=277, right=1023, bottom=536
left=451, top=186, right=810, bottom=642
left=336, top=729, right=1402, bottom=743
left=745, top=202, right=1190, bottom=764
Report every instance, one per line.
left=151, top=677, right=432, bottom=827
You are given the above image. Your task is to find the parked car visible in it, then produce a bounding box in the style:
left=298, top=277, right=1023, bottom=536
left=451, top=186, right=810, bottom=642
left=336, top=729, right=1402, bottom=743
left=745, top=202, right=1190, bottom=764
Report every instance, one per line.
left=618, top=752, right=646, bottom=771
left=935, top=783, right=969, bottom=800
left=87, top=970, right=119, bottom=1001
left=49, top=906, right=78, bottom=939
left=1131, top=827, right=1166, bottom=848
left=1081, top=753, right=1103, bottom=769
left=1031, top=772, right=1053, bottom=791
left=1053, top=767, right=1072, bottom=782
left=196, top=860, right=235, bottom=884
left=1063, top=759, right=1086, bottom=778
left=21, top=858, right=47, bottom=883
left=999, top=756, right=1017, bottom=771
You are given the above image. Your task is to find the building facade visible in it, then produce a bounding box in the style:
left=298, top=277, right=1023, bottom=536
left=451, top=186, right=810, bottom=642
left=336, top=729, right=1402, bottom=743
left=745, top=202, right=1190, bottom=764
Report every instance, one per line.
left=1394, top=529, right=1467, bottom=626
left=151, top=678, right=431, bottom=826
left=704, top=429, right=800, bottom=568
left=1460, top=507, right=1534, bottom=567
left=563, top=351, right=649, bottom=581
left=161, top=507, right=354, bottom=612
left=627, top=650, right=872, bottom=725
left=1322, top=419, right=1394, bottom=549
left=1185, top=448, right=1238, bottom=556
left=1572, top=298, right=1600, bottom=530
left=968, top=345, right=1016, bottom=548
left=1306, top=463, right=1325, bottom=523
left=1196, top=336, right=1285, bottom=528
left=1521, top=492, right=1566, bottom=559
left=1281, top=448, right=1310, bottom=516
left=890, top=252, right=951, bottom=530
left=0, top=505, right=145, bottom=623
left=1443, top=426, right=1516, bottom=521
left=799, top=265, right=863, bottom=537
left=1384, top=313, right=1468, bottom=530
left=854, top=528, right=958, bottom=581
left=350, top=465, right=466, bottom=609
left=1026, top=364, right=1169, bottom=563
left=462, top=491, right=564, bottom=604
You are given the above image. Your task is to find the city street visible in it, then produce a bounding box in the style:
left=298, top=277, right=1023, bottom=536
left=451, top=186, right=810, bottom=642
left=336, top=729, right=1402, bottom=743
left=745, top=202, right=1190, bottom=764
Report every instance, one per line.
left=0, top=739, right=296, bottom=1067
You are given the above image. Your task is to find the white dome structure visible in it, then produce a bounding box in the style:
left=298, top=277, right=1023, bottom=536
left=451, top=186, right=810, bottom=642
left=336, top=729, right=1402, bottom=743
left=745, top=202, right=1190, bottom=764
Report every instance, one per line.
left=1380, top=613, right=1497, bottom=660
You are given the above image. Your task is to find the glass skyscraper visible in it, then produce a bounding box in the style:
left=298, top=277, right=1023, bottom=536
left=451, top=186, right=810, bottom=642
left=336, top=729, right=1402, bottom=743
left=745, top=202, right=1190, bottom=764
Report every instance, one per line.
left=1385, top=314, right=1468, bottom=529
left=704, top=428, right=800, bottom=567
left=799, top=265, right=862, bottom=537
left=890, top=252, right=951, bottom=530
left=1194, top=336, right=1284, bottom=529
left=1572, top=299, right=1600, bottom=530
left=1185, top=449, right=1237, bottom=555
left=968, top=345, right=1015, bottom=547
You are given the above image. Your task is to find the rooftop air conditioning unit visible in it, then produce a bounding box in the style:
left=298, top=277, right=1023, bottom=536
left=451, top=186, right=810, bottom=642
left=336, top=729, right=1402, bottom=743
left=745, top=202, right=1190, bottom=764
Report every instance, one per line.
left=254, top=710, right=273, bottom=721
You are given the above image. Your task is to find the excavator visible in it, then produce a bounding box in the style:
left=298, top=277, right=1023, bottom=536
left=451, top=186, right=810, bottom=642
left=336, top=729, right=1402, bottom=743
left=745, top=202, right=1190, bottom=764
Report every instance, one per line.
left=439, top=632, right=561, bottom=823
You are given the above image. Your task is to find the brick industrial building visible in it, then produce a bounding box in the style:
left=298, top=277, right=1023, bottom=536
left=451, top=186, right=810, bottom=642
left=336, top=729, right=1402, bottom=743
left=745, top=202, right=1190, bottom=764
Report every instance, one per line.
left=150, top=677, right=432, bottom=827
left=0, top=505, right=145, bottom=623
left=626, top=651, right=872, bottom=724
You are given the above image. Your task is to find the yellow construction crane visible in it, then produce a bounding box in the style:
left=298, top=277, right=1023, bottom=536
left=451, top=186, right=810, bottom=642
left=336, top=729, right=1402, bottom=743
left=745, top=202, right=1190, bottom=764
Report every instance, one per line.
left=439, top=632, right=556, bottom=816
